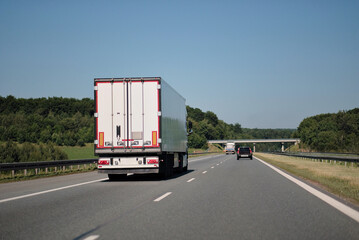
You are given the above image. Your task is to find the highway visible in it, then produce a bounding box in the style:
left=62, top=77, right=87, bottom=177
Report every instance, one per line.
left=0, top=155, right=358, bottom=240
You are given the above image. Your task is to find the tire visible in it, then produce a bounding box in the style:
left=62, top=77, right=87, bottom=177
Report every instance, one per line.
left=159, top=153, right=174, bottom=179
left=177, top=153, right=184, bottom=173
left=183, top=162, right=188, bottom=172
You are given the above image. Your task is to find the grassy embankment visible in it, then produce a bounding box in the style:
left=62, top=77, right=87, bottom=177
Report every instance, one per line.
left=254, top=152, right=359, bottom=206
left=189, top=144, right=223, bottom=157
left=61, top=143, right=96, bottom=159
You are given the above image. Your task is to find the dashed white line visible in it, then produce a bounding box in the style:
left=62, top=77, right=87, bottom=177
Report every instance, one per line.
left=216, top=164, right=219, bottom=166
left=83, top=235, right=100, bottom=240
left=211, top=166, right=215, bottom=169
left=0, top=178, right=108, bottom=204
left=202, top=171, right=207, bottom=174
left=256, top=157, right=359, bottom=223
left=154, top=192, right=172, bottom=202
left=187, top=178, right=196, bottom=183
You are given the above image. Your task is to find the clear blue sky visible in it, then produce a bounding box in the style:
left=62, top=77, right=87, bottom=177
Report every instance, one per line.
left=1, top=0, right=358, bottom=128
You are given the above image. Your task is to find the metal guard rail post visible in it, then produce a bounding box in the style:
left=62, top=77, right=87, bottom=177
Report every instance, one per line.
left=0, top=159, right=98, bottom=172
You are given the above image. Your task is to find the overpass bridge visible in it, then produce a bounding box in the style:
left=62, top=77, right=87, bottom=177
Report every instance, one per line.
left=208, top=139, right=300, bottom=152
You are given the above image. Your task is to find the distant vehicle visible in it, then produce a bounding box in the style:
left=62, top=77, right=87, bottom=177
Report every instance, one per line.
left=225, top=142, right=235, bottom=154
left=237, top=146, right=253, bottom=160
left=95, top=77, right=191, bottom=180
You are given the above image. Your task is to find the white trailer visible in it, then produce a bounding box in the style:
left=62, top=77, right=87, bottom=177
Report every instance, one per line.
left=225, top=142, right=235, bottom=154
left=94, top=77, right=189, bottom=180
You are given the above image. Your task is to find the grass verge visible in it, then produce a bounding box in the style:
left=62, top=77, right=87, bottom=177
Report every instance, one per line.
left=60, top=143, right=96, bottom=159
left=254, top=153, right=359, bottom=206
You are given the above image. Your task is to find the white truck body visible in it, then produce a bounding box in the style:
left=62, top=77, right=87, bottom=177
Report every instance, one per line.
left=225, top=142, right=235, bottom=154
left=94, top=77, right=188, bottom=179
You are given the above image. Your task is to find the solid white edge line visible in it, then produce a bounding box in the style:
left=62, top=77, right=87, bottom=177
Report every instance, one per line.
left=154, top=192, right=172, bottom=202
left=187, top=178, right=195, bottom=183
left=0, top=178, right=108, bottom=204
left=255, top=156, right=359, bottom=223
left=83, top=235, right=100, bottom=240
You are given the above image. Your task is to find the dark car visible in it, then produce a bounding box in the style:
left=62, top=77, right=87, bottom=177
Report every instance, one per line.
left=237, top=147, right=253, bottom=160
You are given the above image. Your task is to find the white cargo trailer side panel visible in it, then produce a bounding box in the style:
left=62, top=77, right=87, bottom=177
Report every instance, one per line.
left=161, top=80, right=187, bottom=153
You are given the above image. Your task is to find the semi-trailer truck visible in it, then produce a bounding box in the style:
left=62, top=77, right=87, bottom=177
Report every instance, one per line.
left=94, top=77, right=190, bottom=180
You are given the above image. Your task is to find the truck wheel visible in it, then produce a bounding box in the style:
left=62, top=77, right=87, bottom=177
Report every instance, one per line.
left=159, top=154, right=174, bottom=179
left=183, top=162, right=188, bottom=172
left=177, top=153, right=184, bottom=173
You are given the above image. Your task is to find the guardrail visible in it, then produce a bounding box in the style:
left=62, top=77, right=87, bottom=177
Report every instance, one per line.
left=271, top=152, right=359, bottom=163
left=0, top=159, right=98, bottom=178
left=0, top=152, right=220, bottom=178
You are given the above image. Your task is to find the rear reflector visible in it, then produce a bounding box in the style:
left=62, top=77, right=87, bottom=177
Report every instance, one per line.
left=99, top=132, right=104, bottom=147
left=152, top=131, right=157, bottom=146
left=98, top=160, right=109, bottom=165
left=147, top=159, right=159, bottom=164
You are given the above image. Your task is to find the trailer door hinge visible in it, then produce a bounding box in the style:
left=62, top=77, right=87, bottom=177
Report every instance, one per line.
left=158, top=138, right=162, bottom=143
left=94, top=140, right=98, bottom=144
left=157, top=111, right=162, bottom=116
left=94, top=113, right=98, bottom=118
left=94, top=86, right=98, bottom=91
left=157, top=84, right=161, bottom=89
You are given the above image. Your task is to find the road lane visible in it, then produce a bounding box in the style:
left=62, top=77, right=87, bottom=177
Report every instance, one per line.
left=0, top=154, right=358, bottom=240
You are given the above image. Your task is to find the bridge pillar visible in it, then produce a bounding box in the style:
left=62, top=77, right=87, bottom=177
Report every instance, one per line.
left=253, top=143, right=256, bottom=153
left=281, top=143, right=284, bottom=152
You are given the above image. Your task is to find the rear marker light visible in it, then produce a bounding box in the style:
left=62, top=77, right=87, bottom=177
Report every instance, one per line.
left=98, top=160, right=110, bottom=165
left=147, top=159, right=159, bottom=164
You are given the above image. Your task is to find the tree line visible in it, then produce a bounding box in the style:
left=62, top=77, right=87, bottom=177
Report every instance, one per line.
left=0, top=96, right=93, bottom=146
left=294, top=108, right=359, bottom=153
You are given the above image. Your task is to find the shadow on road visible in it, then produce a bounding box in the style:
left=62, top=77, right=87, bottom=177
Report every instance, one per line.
left=101, top=170, right=195, bottom=182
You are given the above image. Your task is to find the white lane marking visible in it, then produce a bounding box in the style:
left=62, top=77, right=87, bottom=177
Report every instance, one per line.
left=83, top=235, right=100, bottom=240
left=0, top=178, right=108, bottom=204
left=211, top=166, right=215, bottom=169
left=256, top=157, right=359, bottom=223
left=202, top=171, right=207, bottom=174
left=187, top=178, right=196, bottom=183
left=154, top=192, right=172, bottom=202
left=216, top=164, right=219, bottom=166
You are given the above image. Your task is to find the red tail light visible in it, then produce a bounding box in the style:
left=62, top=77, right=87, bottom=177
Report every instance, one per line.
left=147, top=159, right=159, bottom=164
left=98, top=160, right=110, bottom=165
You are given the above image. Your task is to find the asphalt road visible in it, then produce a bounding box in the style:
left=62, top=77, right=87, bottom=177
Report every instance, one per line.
left=0, top=154, right=358, bottom=240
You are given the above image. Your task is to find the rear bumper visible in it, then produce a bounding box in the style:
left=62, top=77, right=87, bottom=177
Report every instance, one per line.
left=237, top=154, right=253, bottom=158
left=98, top=168, right=159, bottom=174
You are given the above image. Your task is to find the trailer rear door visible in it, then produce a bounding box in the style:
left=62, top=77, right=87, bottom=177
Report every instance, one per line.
left=95, top=79, right=160, bottom=151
